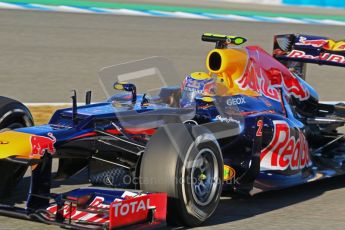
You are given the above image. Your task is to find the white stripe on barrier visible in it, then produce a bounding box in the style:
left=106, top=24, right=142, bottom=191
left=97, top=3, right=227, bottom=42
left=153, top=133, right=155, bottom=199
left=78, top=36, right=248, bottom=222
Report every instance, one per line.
left=212, top=14, right=258, bottom=21
left=0, top=2, right=344, bottom=26
left=172, top=11, right=210, bottom=19
left=56, top=5, right=94, bottom=13
left=211, top=0, right=282, bottom=5
left=266, top=17, right=306, bottom=24
left=0, top=2, right=25, bottom=9
left=318, top=19, right=345, bottom=26
left=116, top=9, right=152, bottom=16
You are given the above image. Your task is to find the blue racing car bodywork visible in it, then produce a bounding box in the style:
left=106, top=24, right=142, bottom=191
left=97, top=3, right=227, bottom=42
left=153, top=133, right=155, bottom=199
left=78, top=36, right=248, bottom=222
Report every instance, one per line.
left=0, top=33, right=344, bottom=228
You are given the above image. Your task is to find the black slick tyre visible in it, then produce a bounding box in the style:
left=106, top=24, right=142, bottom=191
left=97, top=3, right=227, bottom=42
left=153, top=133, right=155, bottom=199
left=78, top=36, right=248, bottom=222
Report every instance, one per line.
left=140, top=123, right=223, bottom=227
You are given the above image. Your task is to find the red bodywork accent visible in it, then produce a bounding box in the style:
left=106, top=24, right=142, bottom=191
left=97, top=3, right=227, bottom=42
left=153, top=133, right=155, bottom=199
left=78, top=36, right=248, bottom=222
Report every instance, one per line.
left=240, top=110, right=276, bottom=116
left=106, top=128, right=156, bottom=136
left=237, top=46, right=310, bottom=101
left=47, top=196, right=109, bottom=224
left=109, top=193, right=167, bottom=229
left=71, top=128, right=156, bottom=140
left=296, top=38, right=328, bottom=47
left=287, top=49, right=345, bottom=65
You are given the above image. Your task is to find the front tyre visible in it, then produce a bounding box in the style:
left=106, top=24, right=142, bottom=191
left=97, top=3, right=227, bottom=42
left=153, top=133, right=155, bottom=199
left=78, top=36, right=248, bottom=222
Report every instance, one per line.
left=0, top=96, right=34, bottom=198
left=140, top=124, right=223, bottom=227
left=0, top=96, right=33, bottom=129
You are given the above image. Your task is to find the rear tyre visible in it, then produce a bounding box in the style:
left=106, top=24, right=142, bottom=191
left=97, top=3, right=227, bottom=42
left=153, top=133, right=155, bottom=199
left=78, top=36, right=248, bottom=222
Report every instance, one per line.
left=140, top=124, right=223, bottom=227
left=0, top=96, right=33, bottom=198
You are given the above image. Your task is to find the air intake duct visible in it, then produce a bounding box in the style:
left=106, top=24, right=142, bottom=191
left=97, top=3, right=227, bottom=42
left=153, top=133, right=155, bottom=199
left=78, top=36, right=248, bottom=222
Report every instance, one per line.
left=206, top=49, right=247, bottom=75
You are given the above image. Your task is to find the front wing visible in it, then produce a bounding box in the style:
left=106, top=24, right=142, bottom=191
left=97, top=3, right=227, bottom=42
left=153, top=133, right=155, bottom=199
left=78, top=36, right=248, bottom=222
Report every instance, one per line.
left=0, top=187, right=167, bottom=229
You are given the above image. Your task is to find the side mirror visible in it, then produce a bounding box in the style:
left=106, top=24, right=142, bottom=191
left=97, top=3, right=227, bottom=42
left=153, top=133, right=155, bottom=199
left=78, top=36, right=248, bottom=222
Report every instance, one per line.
left=113, top=82, right=137, bottom=103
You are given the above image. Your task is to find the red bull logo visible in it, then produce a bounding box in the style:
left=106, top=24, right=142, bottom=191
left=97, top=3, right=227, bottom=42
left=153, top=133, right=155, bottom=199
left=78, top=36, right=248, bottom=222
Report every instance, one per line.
left=329, top=41, right=345, bottom=51
left=260, top=121, right=311, bottom=171
left=30, top=133, right=56, bottom=156
left=236, top=58, right=309, bottom=101
left=296, top=36, right=328, bottom=48
left=337, top=43, right=345, bottom=50
left=296, top=36, right=345, bottom=51
left=282, top=72, right=310, bottom=101
left=288, top=50, right=345, bottom=65
left=236, top=61, right=281, bottom=101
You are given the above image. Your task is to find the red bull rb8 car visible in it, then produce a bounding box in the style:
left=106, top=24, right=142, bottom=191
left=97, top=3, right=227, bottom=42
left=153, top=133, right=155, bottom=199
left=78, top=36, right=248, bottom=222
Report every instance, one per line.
left=0, top=33, right=344, bottom=229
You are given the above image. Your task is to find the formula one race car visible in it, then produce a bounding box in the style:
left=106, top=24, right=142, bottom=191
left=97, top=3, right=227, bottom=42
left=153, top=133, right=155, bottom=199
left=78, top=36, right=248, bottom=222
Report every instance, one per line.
left=0, top=33, right=344, bottom=229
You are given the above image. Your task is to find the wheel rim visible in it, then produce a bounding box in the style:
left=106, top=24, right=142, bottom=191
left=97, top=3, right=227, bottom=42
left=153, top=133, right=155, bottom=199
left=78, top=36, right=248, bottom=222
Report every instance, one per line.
left=191, top=148, right=219, bottom=206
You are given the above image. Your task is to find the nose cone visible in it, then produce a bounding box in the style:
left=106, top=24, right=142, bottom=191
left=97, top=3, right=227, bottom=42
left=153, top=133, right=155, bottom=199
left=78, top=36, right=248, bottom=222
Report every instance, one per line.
left=0, top=131, right=56, bottom=160
left=0, top=131, right=33, bottom=159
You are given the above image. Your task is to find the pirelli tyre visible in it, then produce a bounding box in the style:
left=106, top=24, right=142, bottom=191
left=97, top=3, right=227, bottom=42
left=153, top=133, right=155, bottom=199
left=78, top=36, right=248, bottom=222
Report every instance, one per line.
left=0, top=96, right=34, bottom=197
left=140, top=123, right=223, bottom=227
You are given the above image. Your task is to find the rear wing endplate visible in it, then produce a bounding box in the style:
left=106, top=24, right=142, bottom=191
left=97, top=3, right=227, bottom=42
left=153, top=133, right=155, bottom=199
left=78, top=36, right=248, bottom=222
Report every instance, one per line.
left=273, top=34, right=345, bottom=79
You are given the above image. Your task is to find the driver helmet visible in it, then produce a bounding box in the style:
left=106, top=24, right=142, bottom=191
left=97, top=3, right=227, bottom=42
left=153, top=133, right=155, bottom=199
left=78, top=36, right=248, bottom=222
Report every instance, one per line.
left=180, top=72, right=215, bottom=107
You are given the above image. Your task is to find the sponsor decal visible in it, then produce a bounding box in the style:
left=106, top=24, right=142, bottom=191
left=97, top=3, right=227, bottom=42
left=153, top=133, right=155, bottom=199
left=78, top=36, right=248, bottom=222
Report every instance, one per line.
left=295, top=36, right=328, bottom=48
left=237, top=61, right=281, bottom=101
left=236, top=60, right=309, bottom=101
left=260, top=121, right=311, bottom=171
left=112, top=199, right=151, bottom=218
left=226, top=96, right=246, bottom=106
left=184, top=87, right=203, bottom=94
left=47, top=193, right=164, bottom=228
left=282, top=72, right=310, bottom=101
left=215, top=115, right=240, bottom=124
left=0, top=141, right=9, bottom=144
left=287, top=50, right=345, bottom=64
left=224, top=165, right=236, bottom=181
left=30, top=133, right=56, bottom=156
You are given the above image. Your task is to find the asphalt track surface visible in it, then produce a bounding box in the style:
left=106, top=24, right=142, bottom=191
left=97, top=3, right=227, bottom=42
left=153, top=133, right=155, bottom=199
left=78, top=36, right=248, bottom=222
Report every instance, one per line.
left=1, top=7, right=345, bottom=103
left=0, top=2, right=345, bottom=230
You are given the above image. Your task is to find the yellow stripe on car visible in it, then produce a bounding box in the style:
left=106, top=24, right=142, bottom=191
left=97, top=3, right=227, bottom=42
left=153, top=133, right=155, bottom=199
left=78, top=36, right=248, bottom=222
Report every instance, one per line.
left=0, top=131, right=33, bottom=159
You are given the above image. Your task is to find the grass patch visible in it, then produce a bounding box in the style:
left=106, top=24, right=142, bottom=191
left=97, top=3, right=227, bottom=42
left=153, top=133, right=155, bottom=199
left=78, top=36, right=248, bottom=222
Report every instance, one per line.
left=28, top=105, right=67, bottom=125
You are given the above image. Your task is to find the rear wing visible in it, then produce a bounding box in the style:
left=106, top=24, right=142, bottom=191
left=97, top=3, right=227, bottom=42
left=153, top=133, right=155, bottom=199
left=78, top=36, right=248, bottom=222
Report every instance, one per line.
left=273, top=34, right=345, bottom=79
